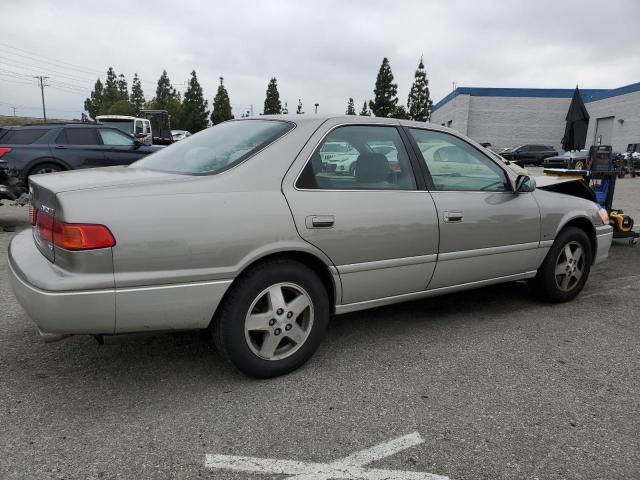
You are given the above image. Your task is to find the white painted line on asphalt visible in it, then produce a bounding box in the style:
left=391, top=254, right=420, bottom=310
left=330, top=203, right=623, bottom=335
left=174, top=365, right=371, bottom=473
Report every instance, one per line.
left=205, top=431, right=450, bottom=480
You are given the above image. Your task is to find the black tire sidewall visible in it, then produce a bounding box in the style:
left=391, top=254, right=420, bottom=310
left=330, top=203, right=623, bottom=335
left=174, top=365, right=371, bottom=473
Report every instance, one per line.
left=535, top=227, right=593, bottom=302
left=214, top=260, right=329, bottom=378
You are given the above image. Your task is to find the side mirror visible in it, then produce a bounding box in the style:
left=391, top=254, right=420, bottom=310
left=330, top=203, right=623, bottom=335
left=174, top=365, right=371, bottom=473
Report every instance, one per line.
left=515, top=175, right=536, bottom=193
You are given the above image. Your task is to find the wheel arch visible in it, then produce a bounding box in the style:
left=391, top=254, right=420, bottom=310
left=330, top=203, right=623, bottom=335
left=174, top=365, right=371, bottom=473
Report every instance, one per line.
left=24, top=157, right=70, bottom=179
left=211, top=248, right=340, bottom=326
left=557, top=216, right=597, bottom=261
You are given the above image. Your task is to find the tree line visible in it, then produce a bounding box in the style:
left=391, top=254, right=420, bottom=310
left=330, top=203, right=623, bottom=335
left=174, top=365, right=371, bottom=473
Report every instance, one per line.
left=83, top=56, right=432, bottom=132
left=83, top=68, right=233, bottom=132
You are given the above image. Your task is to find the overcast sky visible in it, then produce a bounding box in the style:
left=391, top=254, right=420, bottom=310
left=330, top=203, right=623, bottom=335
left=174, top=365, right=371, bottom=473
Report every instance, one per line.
left=1, top=0, right=639, bottom=120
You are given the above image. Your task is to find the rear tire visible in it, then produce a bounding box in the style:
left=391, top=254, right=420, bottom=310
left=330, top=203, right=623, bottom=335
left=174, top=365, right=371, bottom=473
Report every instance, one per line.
left=29, top=162, right=63, bottom=176
left=533, top=227, right=592, bottom=302
left=211, top=259, right=329, bottom=378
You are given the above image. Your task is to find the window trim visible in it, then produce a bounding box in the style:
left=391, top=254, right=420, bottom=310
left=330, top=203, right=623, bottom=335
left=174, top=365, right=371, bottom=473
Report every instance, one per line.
left=293, top=123, right=424, bottom=192
left=402, top=126, right=515, bottom=193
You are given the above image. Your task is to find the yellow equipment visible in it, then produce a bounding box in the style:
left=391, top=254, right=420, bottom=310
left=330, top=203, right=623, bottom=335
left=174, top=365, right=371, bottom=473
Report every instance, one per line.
left=609, top=210, right=634, bottom=233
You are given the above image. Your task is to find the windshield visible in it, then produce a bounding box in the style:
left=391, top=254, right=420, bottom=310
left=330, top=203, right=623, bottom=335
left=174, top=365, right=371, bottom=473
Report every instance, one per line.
left=132, top=120, right=293, bottom=175
left=99, top=120, right=134, bottom=134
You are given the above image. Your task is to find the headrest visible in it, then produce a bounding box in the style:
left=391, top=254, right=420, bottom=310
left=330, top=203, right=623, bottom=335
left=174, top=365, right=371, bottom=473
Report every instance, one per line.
left=355, top=152, right=390, bottom=183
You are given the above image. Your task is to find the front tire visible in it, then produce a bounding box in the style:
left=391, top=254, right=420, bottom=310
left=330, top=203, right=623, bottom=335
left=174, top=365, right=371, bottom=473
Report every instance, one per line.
left=533, top=227, right=592, bottom=302
left=211, top=259, right=329, bottom=378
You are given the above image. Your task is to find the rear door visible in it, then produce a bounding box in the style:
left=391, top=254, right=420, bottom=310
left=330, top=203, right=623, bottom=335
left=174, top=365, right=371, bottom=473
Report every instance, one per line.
left=406, top=127, right=542, bottom=289
left=53, top=128, right=107, bottom=168
left=283, top=121, right=439, bottom=305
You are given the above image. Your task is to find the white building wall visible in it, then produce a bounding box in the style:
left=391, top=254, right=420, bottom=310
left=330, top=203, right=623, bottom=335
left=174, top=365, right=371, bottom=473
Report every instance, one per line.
left=466, top=96, right=570, bottom=151
left=585, top=91, right=640, bottom=152
left=429, top=94, right=470, bottom=135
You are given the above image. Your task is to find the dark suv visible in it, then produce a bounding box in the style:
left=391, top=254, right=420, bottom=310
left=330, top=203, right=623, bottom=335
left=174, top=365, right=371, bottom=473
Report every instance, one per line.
left=0, top=124, right=162, bottom=197
left=500, top=144, right=558, bottom=166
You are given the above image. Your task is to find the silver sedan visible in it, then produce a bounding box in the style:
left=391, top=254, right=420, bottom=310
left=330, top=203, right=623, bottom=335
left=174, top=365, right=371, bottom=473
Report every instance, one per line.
left=8, top=116, right=613, bottom=377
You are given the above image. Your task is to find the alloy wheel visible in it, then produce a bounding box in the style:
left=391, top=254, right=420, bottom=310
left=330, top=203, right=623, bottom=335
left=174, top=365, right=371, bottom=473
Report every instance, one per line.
left=554, top=241, right=585, bottom=292
left=244, top=282, right=314, bottom=361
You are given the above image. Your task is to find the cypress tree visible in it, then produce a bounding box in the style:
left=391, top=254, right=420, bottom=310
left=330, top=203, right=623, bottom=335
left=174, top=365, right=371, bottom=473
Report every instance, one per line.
left=368, top=57, right=398, bottom=117
left=407, top=56, right=432, bottom=122
left=84, top=78, right=104, bottom=119
left=102, top=67, right=120, bottom=112
left=359, top=101, right=371, bottom=116
left=117, top=74, right=128, bottom=102
left=152, top=70, right=176, bottom=111
left=182, top=70, right=209, bottom=132
left=263, top=78, right=282, bottom=114
left=282, top=102, right=289, bottom=114
left=296, top=98, right=304, bottom=114
left=345, top=98, right=356, bottom=115
left=211, top=76, right=234, bottom=125
left=129, top=73, right=145, bottom=116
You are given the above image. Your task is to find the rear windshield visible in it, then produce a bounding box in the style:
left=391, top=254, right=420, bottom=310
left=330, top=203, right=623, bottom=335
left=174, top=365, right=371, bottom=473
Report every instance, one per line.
left=132, top=120, right=294, bottom=175
left=0, top=128, right=50, bottom=144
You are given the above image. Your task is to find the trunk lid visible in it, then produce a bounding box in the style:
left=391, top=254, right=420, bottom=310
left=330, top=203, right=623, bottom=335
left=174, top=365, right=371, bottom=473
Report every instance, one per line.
left=29, top=166, right=186, bottom=262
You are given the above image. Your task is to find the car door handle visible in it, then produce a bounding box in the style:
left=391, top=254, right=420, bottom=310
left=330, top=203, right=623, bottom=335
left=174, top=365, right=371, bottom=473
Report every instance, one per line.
left=443, top=211, right=464, bottom=223
left=306, top=215, right=335, bottom=229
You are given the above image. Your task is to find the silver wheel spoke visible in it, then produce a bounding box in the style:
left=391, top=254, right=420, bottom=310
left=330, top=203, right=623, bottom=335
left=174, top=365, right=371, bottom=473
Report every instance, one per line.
left=246, top=312, right=272, bottom=332
left=555, top=262, right=568, bottom=276
left=560, top=273, right=572, bottom=290
left=259, top=332, right=281, bottom=358
left=268, top=286, right=286, bottom=311
left=564, top=244, right=574, bottom=262
left=285, top=323, right=307, bottom=345
left=573, top=247, right=583, bottom=264
left=287, top=294, right=311, bottom=318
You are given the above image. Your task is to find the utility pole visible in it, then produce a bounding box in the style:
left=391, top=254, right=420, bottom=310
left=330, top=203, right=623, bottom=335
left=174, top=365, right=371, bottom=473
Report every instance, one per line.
left=11, top=106, right=17, bottom=116
left=34, top=76, right=49, bottom=122
left=314, top=103, right=319, bottom=114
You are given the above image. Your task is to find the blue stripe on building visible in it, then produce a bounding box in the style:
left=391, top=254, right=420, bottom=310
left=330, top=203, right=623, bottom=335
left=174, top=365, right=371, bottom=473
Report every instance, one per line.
left=431, top=82, right=640, bottom=113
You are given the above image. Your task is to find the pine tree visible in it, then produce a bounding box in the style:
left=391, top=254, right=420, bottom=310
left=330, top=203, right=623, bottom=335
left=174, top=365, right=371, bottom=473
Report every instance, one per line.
left=129, top=73, right=145, bottom=116
left=296, top=98, right=304, bottom=114
left=102, top=67, right=120, bottom=112
left=84, top=78, right=104, bottom=119
left=117, top=74, right=128, bottom=102
left=152, top=70, right=177, bottom=111
left=182, top=70, right=210, bottom=132
left=368, top=58, right=398, bottom=117
left=282, top=102, right=289, bottom=114
left=263, top=78, right=282, bottom=114
left=210, top=76, right=234, bottom=125
left=107, top=99, right=133, bottom=115
left=407, top=57, right=432, bottom=122
left=391, top=105, right=409, bottom=119
left=345, top=98, right=356, bottom=115
left=359, top=101, right=371, bottom=116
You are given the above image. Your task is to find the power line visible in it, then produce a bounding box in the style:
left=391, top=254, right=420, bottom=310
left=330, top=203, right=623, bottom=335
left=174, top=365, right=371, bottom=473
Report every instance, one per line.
left=0, top=42, right=104, bottom=76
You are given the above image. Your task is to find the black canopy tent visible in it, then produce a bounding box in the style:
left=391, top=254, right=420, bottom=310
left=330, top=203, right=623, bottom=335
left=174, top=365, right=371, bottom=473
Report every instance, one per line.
left=561, top=86, right=590, bottom=152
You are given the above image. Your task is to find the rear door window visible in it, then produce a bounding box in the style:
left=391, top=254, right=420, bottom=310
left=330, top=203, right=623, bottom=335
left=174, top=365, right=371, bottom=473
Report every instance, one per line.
left=296, top=125, right=416, bottom=190
left=56, top=128, right=101, bottom=145
left=1, top=128, right=50, bottom=144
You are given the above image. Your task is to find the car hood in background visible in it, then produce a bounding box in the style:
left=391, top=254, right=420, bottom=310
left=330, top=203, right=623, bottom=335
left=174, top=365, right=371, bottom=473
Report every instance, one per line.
left=533, top=175, right=595, bottom=202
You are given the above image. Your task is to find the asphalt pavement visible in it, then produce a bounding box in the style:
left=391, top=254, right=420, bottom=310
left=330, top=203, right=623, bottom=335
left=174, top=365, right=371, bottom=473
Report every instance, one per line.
left=1, top=177, right=639, bottom=480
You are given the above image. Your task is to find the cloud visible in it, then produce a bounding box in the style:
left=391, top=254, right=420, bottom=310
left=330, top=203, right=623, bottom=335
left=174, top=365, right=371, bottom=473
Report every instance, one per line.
left=1, top=0, right=638, bottom=118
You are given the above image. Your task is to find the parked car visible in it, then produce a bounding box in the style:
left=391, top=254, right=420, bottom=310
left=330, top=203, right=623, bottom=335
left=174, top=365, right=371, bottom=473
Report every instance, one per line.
left=542, top=149, right=589, bottom=169
left=501, top=144, right=558, bottom=165
left=9, top=116, right=613, bottom=378
left=171, top=130, right=192, bottom=142
left=0, top=124, right=162, bottom=194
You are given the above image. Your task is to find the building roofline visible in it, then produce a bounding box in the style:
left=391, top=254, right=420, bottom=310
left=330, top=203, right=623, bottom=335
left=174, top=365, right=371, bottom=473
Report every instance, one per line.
left=431, top=82, right=640, bottom=113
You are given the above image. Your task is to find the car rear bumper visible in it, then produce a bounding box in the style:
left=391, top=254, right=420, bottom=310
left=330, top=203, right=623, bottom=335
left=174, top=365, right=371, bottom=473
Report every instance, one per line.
left=594, top=224, right=613, bottom=265
left=8, top=229, right=233, bottom=335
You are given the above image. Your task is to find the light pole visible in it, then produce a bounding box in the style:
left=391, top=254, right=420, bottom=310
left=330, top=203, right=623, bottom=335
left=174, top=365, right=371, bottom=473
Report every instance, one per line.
left=314, top=103, right=319, bottom=114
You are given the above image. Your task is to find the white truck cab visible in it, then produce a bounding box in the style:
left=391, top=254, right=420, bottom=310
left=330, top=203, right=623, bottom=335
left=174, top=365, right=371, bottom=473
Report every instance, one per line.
left=95, top=115, right=153, bottom=145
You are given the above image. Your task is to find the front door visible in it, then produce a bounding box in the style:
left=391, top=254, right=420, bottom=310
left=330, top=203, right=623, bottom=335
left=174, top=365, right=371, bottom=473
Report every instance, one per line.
left=406, top=128, right=542, bottom=289
left=98, top=128, right=148, bottom=166
left=283, top=122, right=439, bottom=305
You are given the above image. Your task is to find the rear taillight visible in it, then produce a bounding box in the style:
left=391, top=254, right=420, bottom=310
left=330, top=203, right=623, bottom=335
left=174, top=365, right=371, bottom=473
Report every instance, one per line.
left=30, top=206, right=37, bottom=225
left=0, top=147, right=12, bottom=159
left=36, top=211, right=115, bottom=250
